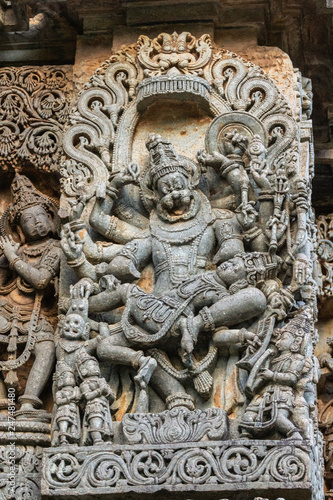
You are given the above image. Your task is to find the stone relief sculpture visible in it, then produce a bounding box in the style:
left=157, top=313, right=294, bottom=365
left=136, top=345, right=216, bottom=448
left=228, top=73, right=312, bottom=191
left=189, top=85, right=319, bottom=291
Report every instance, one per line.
left=0, top=32, right=318, bottom=500
left=0, top=175, right=60, bottom=420
left=0, top=173, right=61, bottom=500
left=316, top=214, right=333, bottom=297
left=316, top=212, right=333, bottom=498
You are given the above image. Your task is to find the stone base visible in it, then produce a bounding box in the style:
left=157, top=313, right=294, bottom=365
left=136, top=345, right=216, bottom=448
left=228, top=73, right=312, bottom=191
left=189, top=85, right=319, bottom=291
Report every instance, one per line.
left=41, top=439, right=320, bottom=500
left=122, top=406, right=229, bottom=444
left=0, top=420, right=50, bottom=446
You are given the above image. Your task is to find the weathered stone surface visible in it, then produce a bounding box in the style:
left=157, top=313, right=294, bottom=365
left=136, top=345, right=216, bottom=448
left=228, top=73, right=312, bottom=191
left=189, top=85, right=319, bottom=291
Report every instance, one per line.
left=42, top=439, right=318, bottom=500
left=40, top=30, right=323, bottom=499
left=0, top=4, right=329, bottom=496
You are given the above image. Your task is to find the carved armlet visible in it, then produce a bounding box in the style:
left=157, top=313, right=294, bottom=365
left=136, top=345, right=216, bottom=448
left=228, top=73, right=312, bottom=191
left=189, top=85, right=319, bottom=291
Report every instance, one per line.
left=104, top=216, right=119, bottom=240
left=219, top=159, right=243, bottom=177
left=117, top=243, right=139, bottom=266
left=258, top=190, right=274, bottom=201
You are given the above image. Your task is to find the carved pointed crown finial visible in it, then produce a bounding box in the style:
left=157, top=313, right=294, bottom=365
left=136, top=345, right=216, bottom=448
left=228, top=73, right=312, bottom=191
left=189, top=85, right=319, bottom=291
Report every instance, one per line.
left=146, top=133, right=192, bottom=186
left=8, top=174, right=57, bottom=225
left=275, top=311, right=310, bottom=353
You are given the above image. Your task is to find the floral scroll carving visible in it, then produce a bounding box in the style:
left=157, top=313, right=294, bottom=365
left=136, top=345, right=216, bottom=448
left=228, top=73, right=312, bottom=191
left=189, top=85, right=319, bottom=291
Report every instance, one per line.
left=0, top=66, right=72, bottom=173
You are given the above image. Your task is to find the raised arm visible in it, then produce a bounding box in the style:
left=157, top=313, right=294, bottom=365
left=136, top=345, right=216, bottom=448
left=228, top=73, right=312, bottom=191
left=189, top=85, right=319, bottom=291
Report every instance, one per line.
left=213, top=212, right=244, bottom=265
left=61, top=225, right=97, bottom=281
left=0, top=253, right=10, bottom=287
left=0, top=236, right=60, bottom=290
left=89, top=164, right=149, bottom=244
left=106, top=237, right=153, bottom=282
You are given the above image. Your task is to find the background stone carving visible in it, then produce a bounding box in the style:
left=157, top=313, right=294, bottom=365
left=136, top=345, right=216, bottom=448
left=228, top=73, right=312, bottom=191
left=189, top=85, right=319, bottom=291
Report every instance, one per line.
left=0, top=66, right=73, bottom=173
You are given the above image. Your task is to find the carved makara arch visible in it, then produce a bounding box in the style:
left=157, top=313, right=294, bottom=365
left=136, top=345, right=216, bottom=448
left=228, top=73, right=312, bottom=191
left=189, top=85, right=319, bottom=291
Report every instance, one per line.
left=61, top=32, right=299, bottom=214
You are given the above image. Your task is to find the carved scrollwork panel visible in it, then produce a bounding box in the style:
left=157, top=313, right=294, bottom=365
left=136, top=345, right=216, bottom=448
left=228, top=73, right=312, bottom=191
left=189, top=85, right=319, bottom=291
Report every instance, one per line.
left=0, top=66, right=72, bottom=173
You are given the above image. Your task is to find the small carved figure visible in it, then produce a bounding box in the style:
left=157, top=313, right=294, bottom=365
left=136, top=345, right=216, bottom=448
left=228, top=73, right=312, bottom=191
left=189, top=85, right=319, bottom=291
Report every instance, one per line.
left=76, top=350, right=114, bottom=445
left=52, top=362, right=80, bottom=446
left=56, top=286, right=157, bottom=411
left=56, top=289, right=99, bottom=369
left=240, top=312, right=310, bottom=440
left=0, top=175, right=60, bottom=419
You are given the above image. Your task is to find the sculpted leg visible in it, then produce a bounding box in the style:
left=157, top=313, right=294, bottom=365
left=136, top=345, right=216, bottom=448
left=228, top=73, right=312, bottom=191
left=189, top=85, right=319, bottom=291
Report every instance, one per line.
left=276, top=409, right=302, bottom=439
left=19, top=340, right=55, bottom=412
left=181, top=288, right=266, bottom=354
left=149, top=364, right=193, bottom=409
left=97, top=334, right=140, bottom=365
left=97, top=335, right=156, bottom=386
left=204, top=288, right=266, bottom=328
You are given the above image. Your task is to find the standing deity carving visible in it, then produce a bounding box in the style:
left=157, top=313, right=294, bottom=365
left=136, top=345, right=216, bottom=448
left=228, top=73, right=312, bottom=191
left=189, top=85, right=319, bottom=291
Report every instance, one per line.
left=0, top=175, right=60, bottom=420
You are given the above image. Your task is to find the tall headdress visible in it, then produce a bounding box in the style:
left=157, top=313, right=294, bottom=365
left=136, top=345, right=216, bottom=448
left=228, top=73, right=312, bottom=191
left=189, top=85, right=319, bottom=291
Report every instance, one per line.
left=275, top=310, right=310, bottom=353
left=145, top=134, right=197, bottom=188
left=60, top=287, right=90, bottom=340
left=0, top=174, right=59, bottom=240
left=8, top=174, right=58, bottom=225
left=236, top=252, right=281, bottom=286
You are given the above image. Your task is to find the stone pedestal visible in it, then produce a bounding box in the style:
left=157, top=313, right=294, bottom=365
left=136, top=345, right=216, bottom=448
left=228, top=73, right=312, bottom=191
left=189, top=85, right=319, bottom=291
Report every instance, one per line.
left=41, top=439, right=321, bottom=500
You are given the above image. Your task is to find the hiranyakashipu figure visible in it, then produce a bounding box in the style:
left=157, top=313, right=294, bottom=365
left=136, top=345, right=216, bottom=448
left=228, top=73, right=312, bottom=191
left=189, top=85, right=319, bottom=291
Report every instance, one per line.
left=70, top=250, right=281, bottom=402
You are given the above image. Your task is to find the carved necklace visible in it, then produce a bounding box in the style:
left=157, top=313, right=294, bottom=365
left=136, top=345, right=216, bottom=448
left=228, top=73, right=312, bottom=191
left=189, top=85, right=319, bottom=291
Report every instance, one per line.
left=22, top=239, right=53, bottom=257
left=58, top=339, right=87, bottom=353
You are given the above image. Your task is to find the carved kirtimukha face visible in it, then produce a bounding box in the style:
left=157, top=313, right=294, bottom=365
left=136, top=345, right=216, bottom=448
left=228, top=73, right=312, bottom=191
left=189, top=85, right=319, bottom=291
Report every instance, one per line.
left=216, top=257, right=247, bottom=287
left=156, top=172, right=193, bottom=216
left=61, top=314, right=88, bottom=341
left=20, top=205, right=53, bottom=242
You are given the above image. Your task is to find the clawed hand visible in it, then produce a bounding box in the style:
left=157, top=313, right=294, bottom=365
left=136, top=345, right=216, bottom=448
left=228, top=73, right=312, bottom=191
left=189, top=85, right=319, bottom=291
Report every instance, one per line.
left=259, top=367, right=273, bottom=380
left=70, top=279, right=94, bottom=299
left=236, top=202, right=258, bottom=230
left=99, top=274, right=120, bottom=292
left=222, top=129, right=249, bottom=157
left=196, top=149, right=227, bottom=168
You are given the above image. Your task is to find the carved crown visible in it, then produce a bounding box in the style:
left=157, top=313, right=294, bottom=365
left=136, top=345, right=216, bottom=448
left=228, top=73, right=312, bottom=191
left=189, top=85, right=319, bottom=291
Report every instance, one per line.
left=236, top=252, right=281, bottom=285
left=146, top=134, right=194, bottom=187
left=8, top=174, right=58, bottom=225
